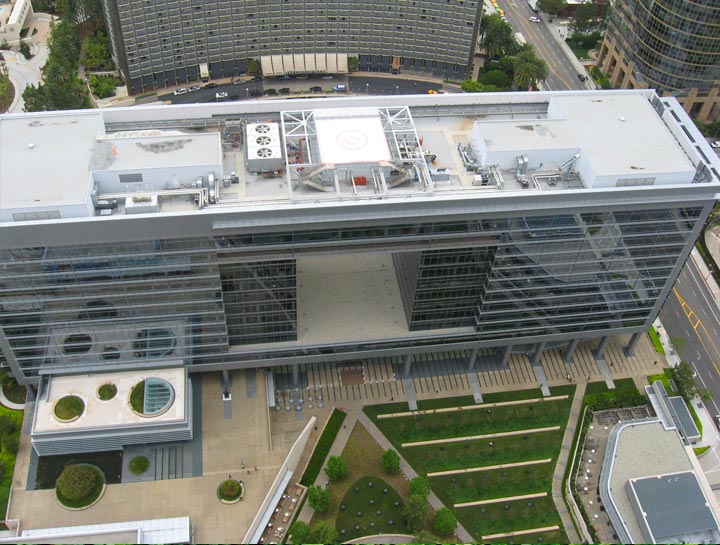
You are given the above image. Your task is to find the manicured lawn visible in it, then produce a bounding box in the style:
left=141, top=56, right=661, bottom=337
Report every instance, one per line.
left=364, top=385, right=574, bottom=543
left=0, top=406, right=22, bottom=523
left=53, top=395, right=84, bottom=420
left=456, top=495, right=563, bottom=539
left=403, top=429, right=565, bottom=474
left=431, top=462, right=554, bottom=505
left=335, top=476, right=406, bottom=540
left=300, top=409, right=346, bottom=486
left=484, top=528, right=568, bottom=544
left=647, top=370, right=674, bottom=392
left=371, top=398, right=570, bottom=444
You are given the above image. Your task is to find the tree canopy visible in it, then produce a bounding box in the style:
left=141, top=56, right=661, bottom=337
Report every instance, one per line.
left=324, top=455, right=347, bottom=482
left=478, top=13, right=517, bottom=60
left=513, top=46, right=549, bottom=90
left=537, top=0, right=567, bottom=16
left=402, top=494, right=428, bottom=533
left=307, top=485, right=331, bottom=513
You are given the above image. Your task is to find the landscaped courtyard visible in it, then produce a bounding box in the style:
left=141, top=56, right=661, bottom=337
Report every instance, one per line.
left=365, top=385, right=576, bottom=543
left=308, top=422, right=446, bottom=541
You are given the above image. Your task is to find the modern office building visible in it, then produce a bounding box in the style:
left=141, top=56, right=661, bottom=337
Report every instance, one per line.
left=598, top=0, right=720, bottom=123
left=1, top=90, right=719, bottom=409
left=100, top=0, right=483, bottom=93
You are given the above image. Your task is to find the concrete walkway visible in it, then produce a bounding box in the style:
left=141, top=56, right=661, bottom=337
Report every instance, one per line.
left=377, top=395, right=568, bottom=419
left=550, top=382, right=586, bottom=544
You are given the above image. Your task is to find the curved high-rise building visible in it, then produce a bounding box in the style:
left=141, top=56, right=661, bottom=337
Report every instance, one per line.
left=100, top=0, right=484, bottom=93
left=598, top=0, right=720, bottom=122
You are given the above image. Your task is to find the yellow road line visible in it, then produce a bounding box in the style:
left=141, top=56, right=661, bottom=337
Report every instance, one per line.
left=672, top=288, right=720, bottom=376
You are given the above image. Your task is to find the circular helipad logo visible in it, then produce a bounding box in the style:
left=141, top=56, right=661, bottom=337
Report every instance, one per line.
left=336, top=129, right=367, bottom=150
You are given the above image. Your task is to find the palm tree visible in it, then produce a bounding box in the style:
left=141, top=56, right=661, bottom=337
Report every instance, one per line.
left=513, top=49, right=549, bottom=90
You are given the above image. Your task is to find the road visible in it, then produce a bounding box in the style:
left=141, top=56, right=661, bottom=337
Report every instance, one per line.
left=159, top=75, right=448, bottom=105
left=660, top=257, right=720, bottom=418
left=495, top=0, right=585, bottom=91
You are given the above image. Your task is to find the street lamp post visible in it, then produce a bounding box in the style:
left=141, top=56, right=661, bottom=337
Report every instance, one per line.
left=395, top=85, right=399, bottom=95
left=246, top=88, right=249, bottom=98
left=366, top=83, right=369, bottom=95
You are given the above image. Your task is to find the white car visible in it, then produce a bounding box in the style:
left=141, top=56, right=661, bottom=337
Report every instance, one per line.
left=188, top=85, right=201, bottom=92
left=529, top=16, right=540, bottom=22
left=711, top=141, right=720, bottom=149
left=215, top=91, right=228, bottom=99
left=173, top=88, right=188, bottom=95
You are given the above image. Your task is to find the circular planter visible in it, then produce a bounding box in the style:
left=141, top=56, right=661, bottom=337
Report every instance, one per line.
left=217, top=479, right=244, bottom=504
left=53, top=395, right=85, bottom=422
left=129, top=378, right=175, bottom=418
left=62, top=333, right=92, bottom=355
left=129, top=455, right=149, bottom=475
left=55, top=464, right=106, bottom=511
left=96, top=383, right=117, bottom=401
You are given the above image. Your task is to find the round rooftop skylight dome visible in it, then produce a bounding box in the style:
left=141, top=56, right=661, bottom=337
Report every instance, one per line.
left=129, top=377, right=175, bottom=417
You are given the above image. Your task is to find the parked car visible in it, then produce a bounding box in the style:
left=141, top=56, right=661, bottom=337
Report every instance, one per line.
left=333, top=84, right=347, bottom=91
left=276, top=75, right=291, bottom=80
left=711, top=141, right=720, bottom=149
left=577, top=74, right=588, bottom=82
left=427, top=89, right=437, bottom=94
left=229, top=94, right=240, bottom=100
left=321, top=74, right=334, bottom=80
left=529, top=16, right=540, bottom=22
left=188, top=85, right=201, bottom=92
left=215, top=91, right=228, bottom=99
left=173, top=88, right=188, bottom=95
left=310, top=86, right=322, bottom=92
left=204, top=82, right=219, bottom=89
left=279, top=87, right=291, bottom=95
left=296, top=74, right=309, bottom=80
left=263, top=88, right=277, bottom=96
left=251, top=75, right=263, bottom=82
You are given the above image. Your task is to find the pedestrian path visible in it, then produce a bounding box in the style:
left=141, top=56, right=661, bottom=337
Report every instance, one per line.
left=401, top=426, right=561, bottom=448
left=595, top=358, right=616, bottom=389
left=550, top=382, right=586, bottom=544
left=402, top=378, right=417, bottom=410
left=532, top=363, right=552, bottom=396
left=466, top=372, right=484, bottom=403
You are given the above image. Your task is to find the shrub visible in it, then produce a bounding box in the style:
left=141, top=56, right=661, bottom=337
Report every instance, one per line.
left=412, top=530, right=442, bottom=544
left=310, top=520, right=338, bottom=543
left=56, top=465, right=97, bottom=502
left=0, top=414, right=17, bottom=436
left=97, top=383, right=117, bottom=401
left=54, top=395, right=85, bottom=420
left=218, top=479, right=242, bottom=501
left=324, top=455, right=347, bottom=481
left=409, top=476, right=431, bottom=498
left=382, top=448, right=401, bottom=474
left=434, top=507, right=458, bottom=535
left=1, top=434, right=19, bottom=455
left=89, top=75, right=122, bottom=99
left=289, top=521, right=310, bottom=543
left=129, top=455, right=149, bottom=475
left=307, top=484, right=330, bottom=513
left=403, top=494, right=428, bottom=533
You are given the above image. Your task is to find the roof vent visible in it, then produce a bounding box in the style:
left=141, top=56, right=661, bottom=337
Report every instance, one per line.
left=618, top=116, right=627, bottom=122
left=27, top=142, right=36, bottom=149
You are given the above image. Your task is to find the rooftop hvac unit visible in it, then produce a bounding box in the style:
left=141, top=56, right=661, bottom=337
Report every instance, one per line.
left=254, top=124, right=271, bottom=134
left=246, top=122, right=284, bottom=173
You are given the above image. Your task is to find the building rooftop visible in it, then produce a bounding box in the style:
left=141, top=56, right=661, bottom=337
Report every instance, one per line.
left=0, top=90, right=718, bottom=223
left=0, top=112, right=101, bottom=211
left=33, top=367, right=186, bottom=433
left=628, top=471, right=719, bottom=543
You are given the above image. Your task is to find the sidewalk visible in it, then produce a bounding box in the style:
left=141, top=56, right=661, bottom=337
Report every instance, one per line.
left=551, top=382, right=585, bottom=544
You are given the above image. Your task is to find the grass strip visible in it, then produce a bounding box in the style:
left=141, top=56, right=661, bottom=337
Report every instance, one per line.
left=648, top=327, right=666, bottom=355
left=300, top=409, right=346, bottom=486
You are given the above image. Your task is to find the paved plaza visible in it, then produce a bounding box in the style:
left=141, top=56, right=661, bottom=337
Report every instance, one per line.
left=6, top=333, right=665, bottom=542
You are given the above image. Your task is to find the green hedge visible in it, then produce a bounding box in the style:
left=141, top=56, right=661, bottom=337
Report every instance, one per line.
left=300, top=409, right=346, bottom=486
left=648, top=327, right=665, bottom=355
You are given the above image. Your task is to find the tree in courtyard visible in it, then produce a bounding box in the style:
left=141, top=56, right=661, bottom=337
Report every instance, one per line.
left=309, top=520, right=338, bottom=543
left=324, top=455, right=347, bottom=482
left=307, top=484, right=331, bottom=513
left=288, top=521, right=310, bottom=543
left=81, top=30, right=113, bottom=70
left=433, top=507, right=458, bottom=535
left=569, top=1, right=604, bottom=36
left=479, top=69, right=512, bottom=89
left=409, top=476, right=431, bottom=498
left=412, top=530, right=442, bottom=544
left=537, top=0, right=567, bottom=16
left=402, top=494, right=428, bottom=533
left=382, top=448, right=401, bottom=474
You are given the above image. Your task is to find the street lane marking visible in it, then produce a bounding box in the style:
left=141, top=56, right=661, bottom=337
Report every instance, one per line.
left=674, top=288, right=720, bottom=378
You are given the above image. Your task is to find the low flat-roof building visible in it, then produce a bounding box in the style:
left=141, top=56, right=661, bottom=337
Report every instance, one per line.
left=601, top=419, right=720, bottom=543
